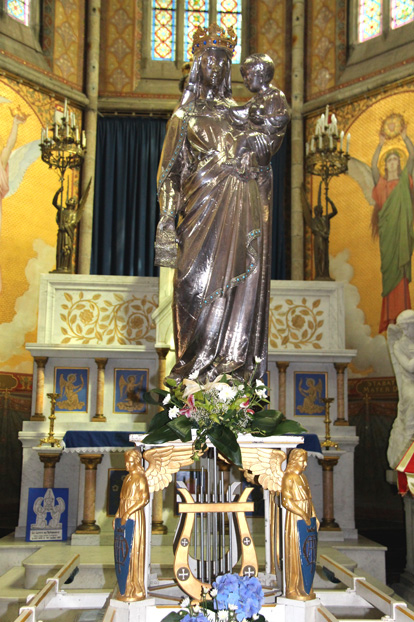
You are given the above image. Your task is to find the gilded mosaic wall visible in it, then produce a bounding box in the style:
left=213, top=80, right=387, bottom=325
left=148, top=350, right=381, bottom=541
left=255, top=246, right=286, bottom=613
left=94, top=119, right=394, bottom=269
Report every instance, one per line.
left=306, top=83, right=414, bottom=376
left=100, top=0, right=142, bottom=94
left=0, top=76, right=77, bottom=372
left=52, top=0, right=85, bottom=88
left=306, top=0, right=337, bottom=98
left=251, top=0, right=287, bottom=93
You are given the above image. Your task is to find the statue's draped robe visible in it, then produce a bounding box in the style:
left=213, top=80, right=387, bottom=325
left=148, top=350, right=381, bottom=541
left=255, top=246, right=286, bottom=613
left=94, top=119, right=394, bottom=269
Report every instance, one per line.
left=282, top=471, right=316, bottom=600
left=373, top=167, right=414, bottom=332
left=155, top=100, right=274, bottom=382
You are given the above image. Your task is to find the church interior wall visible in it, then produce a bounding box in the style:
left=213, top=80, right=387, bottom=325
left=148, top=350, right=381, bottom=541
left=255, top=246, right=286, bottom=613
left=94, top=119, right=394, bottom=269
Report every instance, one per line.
left=0, top=0, right=412, bottom=583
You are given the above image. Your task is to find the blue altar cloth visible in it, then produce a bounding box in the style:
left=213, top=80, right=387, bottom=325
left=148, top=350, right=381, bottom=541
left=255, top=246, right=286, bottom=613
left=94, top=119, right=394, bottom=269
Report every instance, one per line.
left=63, top=431, right=140, bottom=449
left=62, top=431, right=322, bottom=456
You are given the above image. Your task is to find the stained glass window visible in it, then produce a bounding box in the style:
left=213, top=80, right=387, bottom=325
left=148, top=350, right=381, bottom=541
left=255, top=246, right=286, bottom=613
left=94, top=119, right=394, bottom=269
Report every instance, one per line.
left=391, top=0, right=414, bottom=28
left=358, top=0, right=383, bottom=41
left=6, top=0, right=30, bottom=25
left=184, top=0, right=210, bottom=61
left=151, top=0, right=177, bottom=61
left=217, top=0, right=242, bottom=63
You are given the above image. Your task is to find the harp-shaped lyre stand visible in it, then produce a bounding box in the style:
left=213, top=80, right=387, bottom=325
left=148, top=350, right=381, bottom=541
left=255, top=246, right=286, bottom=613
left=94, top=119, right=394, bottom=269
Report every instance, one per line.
left=174, top=486, right=258, bottom=600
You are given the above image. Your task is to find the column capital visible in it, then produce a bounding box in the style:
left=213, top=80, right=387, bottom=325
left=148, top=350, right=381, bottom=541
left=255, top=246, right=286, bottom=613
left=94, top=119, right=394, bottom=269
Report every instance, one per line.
left=334, top=362, right=348, bottom=374
left=276, top=361, right=290, bottom=372
left=38, top=453, right=62, bottom=469
left=80, top=453, right=103, bottom=469
left=156, top=347, right=170, bottom=359
left=34, top=356, right=49, bottom=369
left=94, top=357, right=108, bottom=369
left=318, top=456, right=340, bottom=470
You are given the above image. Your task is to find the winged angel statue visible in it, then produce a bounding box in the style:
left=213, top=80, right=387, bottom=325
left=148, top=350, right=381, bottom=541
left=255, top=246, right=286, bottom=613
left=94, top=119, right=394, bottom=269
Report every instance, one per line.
left=346, top=119, right=414, bottom=333
left=387, top=310, right=414, bottom=468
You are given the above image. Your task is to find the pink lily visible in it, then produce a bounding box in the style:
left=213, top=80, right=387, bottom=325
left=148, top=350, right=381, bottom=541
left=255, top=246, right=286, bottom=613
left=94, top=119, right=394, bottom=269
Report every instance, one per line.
left=180, top=394, right=195, bottom=418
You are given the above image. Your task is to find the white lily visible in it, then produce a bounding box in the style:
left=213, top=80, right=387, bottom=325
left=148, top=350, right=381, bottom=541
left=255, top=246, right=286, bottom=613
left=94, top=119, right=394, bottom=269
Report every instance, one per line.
left=256, top=388, right=267, bottom=399
left=254, top=356, right=262, bottom=363
left=162, top=393, right=171, bottom=405
left=255, top=379, right=265, bottom=387
left=168, top=405, right=180, bottom=419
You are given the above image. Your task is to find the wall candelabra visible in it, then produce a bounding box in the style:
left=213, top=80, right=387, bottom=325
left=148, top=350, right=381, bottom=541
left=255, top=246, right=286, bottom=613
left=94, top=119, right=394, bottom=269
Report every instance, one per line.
left=304, top=106, right=350, bottom=280
left=40, top=99, right=87, bottom=273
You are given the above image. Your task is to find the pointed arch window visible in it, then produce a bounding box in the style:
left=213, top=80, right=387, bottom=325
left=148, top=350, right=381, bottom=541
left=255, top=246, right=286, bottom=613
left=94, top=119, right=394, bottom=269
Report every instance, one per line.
left=357, top=0, right=414, bottom=42
left=151, top=0, right=244, bottom=64
left=5, top=0, right=30, bottom=26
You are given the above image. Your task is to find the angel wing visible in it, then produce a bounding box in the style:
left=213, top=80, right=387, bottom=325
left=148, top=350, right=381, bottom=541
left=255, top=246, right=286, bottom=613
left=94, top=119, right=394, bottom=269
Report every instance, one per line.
left=143, top=445, right=196, bottom=492
left=59, top=374, right=67, bottom=400
left=346, top=157, right=375, bottom=206
left=387, top=323, right=403, bottom=395
left=119, top=375, right=127, bottom=399
left=241, top=447, right=286, bottom=493
left=6, top=140, right=41, bottom=198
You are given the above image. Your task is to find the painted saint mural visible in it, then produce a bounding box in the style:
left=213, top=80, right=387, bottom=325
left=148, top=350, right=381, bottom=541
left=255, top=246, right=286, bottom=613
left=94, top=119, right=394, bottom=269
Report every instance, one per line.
left=317, top=88, right=414, bottom=376
left=0, top=78, right=61, bottom=373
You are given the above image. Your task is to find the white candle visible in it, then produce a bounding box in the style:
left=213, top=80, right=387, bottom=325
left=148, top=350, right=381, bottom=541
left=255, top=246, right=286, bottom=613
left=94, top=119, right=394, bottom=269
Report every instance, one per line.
left=75, top=128, right=80, bottom=143
left=64, top=98, right=68, bottom=118
left=66, top=123, right=70, bottom=138
left=340, top=130, right=344, bottom=151
left=321, top=114, right=325, bottom=128
left=311, top=138, right=315, bottom=152
left=319, top=135, right=323, bottom=149
left=54, top=123, right=58, bottom=138
left=40, top=128, right=44, bottom=144
left=346, top=133, right=351, bottom=153
left=325, top=105, right=329, bottom=123
left=82, top=130, right=86, bottom=148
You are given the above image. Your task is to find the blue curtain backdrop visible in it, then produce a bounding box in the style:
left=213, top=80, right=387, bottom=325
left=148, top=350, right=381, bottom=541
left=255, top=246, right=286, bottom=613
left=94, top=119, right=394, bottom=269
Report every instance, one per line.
left=91, top=115, right=287, bottom=279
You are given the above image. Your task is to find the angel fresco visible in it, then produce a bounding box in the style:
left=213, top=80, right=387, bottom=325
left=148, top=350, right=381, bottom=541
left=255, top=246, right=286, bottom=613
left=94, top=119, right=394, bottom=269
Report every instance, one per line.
left=57, top=372, right=85, bottom=411
left=347, top=115, right=414, bottom=333
left=297, top=377, right=324, bottom=415
left=116, top=372, right=145, bottom=413
left=0, top=100, right=40, bottom=291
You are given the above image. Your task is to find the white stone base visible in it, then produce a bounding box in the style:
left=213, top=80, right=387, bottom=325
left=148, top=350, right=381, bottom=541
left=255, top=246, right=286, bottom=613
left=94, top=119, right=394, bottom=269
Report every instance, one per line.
left=318, top=531, right=344, bottom=542
left=108, top=597, right=156, bottom=622
left=71, top=533, right=101, bottom=546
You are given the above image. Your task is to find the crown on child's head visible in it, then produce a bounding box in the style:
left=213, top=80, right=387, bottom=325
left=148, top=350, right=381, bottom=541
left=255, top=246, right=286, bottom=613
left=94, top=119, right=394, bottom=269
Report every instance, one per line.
left=192, top=23, right=237, bottom=57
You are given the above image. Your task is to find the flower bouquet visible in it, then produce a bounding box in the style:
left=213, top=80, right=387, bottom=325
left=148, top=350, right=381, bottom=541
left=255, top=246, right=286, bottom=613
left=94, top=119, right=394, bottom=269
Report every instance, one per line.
left=143, top=363, right=306, bottom=467
left=161, top=573, right=267, bottom=622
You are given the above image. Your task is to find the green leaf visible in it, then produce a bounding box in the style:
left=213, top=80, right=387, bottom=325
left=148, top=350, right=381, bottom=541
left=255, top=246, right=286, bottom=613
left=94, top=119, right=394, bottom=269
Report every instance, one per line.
left=208, top=426, right=242, bottom=467
left=164, top=377, right=177, bottom=388
left=147, top=410, right=170, bottom=432
left=168, top=416, right=193, bottom=442
left=142, top=424, right=179, bottom=444
left=144, top=389, right=168, bottom=406
left=276, top=420, right=308, bottom=434
left=250, top=410, right=285, bottom=436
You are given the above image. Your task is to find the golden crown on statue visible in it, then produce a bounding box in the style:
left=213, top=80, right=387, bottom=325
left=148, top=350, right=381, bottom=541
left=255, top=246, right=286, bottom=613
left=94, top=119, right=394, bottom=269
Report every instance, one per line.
left=192, top=23, right=237, bottom=56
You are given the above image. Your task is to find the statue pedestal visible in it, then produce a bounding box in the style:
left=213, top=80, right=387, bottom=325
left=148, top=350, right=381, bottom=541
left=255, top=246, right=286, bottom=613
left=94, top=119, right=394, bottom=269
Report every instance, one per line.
left=276, top=596, right=322, bottom=622
left=109, top=596, right=156, bottom=622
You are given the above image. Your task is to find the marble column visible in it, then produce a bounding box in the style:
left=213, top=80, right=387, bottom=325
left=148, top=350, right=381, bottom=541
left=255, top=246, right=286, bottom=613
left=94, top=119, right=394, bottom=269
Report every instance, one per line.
left=32, top=356, right=48, bottom=421
left=78, top=0, right=101, bottom=274
left=76, top=453, right=103, bottom=533
left=291, top=0, right=305, bottom=279
left=276, top=362, right=290, bottom=414
left=38, top=453, right=61, bottom=488
left=318, top=454, right=341, bottom=530
left=152, top=347, right=170, bottom=535
left=92, top=357, right=107, bottom=422
left=334, top=363, right=349, bottom=426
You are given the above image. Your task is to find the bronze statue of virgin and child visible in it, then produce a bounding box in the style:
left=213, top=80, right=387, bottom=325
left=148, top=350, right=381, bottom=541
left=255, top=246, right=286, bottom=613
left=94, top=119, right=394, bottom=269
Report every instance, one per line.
left=155, top=23, right=290, bottom=384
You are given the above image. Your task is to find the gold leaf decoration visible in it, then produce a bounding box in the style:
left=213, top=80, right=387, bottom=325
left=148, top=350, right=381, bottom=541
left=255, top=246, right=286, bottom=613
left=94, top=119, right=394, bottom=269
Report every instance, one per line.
left=58, top=291, right=158, bottom=345
left=269, top=298, right=325, bottom=349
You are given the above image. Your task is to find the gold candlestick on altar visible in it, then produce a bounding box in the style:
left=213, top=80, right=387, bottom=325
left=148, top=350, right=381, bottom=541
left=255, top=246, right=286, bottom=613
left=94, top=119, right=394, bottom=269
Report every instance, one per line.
left=321, top=397, right=339, bottom=450
left=39, top=393, right=61, bottom=448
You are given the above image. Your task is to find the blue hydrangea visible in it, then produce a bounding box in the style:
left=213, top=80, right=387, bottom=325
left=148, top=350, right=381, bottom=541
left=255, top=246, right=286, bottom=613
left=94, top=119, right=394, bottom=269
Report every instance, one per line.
left=181, top=613, right=209, bottom=622
left=212, top=573, right=264, bottom=621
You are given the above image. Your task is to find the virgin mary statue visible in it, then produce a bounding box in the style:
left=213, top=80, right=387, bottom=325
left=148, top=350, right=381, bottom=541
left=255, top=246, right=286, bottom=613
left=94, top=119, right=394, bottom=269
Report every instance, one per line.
left=155, top=23, right=287, bottom=384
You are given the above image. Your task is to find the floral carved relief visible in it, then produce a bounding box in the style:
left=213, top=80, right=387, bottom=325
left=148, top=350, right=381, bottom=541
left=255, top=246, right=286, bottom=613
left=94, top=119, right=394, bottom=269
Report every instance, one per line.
left=59, top=291, right=157, bottom=345
left=269, top=298, right=325, bottom=350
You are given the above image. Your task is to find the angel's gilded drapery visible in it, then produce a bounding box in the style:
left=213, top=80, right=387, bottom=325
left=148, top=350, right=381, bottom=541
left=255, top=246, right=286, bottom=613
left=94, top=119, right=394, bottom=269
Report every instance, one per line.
left=155, top=100, right=273, bottom=383
left=282, top=470, right=317, bottom=600
left=374, top=168, right=414, bottom=332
